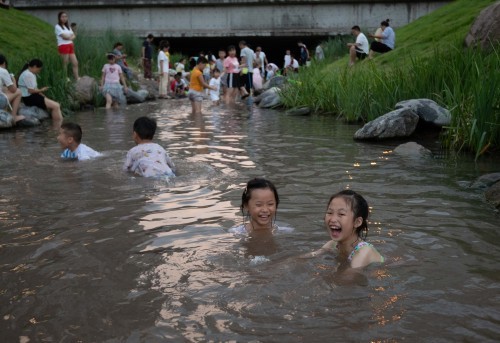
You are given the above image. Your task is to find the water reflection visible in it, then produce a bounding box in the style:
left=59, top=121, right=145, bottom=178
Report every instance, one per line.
left=0, top=99, right=499, bottom=341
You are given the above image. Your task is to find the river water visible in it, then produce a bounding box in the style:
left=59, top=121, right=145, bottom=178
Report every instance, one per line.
left=1, top=99, right=499, bottom=342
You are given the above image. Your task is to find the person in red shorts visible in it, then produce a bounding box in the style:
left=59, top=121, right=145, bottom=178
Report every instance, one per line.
left=55, top=11, right=80, bottom=80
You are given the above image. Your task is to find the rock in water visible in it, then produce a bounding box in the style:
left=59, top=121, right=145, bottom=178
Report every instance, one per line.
left=74, top=76, right=97, bottom=104
left=0, top=110, right=13, bottom=128
left=354, top=108, right=419, bottom=140
left=395, top=99, right=451, bottom=126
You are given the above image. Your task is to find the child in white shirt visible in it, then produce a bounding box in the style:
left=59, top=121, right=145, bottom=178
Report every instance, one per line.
left=58, top=122, right=101, bottom=161
left=209, top=68, right=221, bottom=105
left=123, top=116, right=175, bottom=178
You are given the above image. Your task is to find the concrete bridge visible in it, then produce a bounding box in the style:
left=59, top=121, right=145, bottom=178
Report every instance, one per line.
left=16, top=0, right=449, bottom=38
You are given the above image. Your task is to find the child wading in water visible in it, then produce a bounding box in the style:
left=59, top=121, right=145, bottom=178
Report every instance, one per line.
left=305, top=190, right=384, bottom=268
left=209, top=68, right=221, bottom=105
left=100, top=53, right=128, bottom=109
left=58, top=122, right=101, bottom=161
left=188, top=57, right=216, bottom=115
left=123, top=116, right=175, bottom=178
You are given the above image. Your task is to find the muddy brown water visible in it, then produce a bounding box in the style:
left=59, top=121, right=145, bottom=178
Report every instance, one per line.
left=1, top=99, right=499, bottom=342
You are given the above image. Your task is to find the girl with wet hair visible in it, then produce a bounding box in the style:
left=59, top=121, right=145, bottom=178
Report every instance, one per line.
left=303, top=190, right=384, bottom=268
left=229, top=178, right=283, bottom=235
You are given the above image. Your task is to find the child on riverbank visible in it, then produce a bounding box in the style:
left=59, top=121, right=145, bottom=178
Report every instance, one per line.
left=303, top=190, right=384, bottom=268
left=123, top=116, right=175, bottom=178
left=100, top=53, right=128, bottom=109
left=209, top=68, right=221, bottom=105
left=58, top=122, right=101, bottom=161
left=158, top=40, right=170, bottom=99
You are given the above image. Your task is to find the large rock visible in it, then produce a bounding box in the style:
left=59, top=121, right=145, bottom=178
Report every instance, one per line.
left=0, top=110, right=13, bottom=128
left=18, top=105, right=50, bottom=121
left=393, top=141, right=433, bottom=158
left=354, top=108, right=419, bottom=140
left=465, top=2, right=500, bottom=51
left=139, top=78, right=159, bottom=100
left=126, top=89, right=148, bottom=104
left=395, top=99, right=451, bottom=126
left=485, top=181, right=500, bottom=209
left=258, top=87, right=282, bottom=108
left=470, top=172, right=500, bottom=189
left=74, top=76, right=97, bottom=104
left=266, top=75, right=286, bottom=89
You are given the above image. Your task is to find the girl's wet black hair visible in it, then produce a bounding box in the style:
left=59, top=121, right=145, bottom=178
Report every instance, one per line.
left=381, top=19, right=390, bottom=27
left=0, top=54, right=7, bottom=67
left=327, top=189, right=369, bottom=240
left=240, top=178, right=280, bottom=214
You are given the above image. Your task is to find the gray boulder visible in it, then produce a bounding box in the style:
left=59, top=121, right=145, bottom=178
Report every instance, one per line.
left=0, top=110, right=13, bottom=128
left=465, top=2, right=500, bottom=51
left=126, top=89, right=148, bottom=104
left=267, top=75, right=286, bottom=89
left=485, top=181, right=500, bottom=209
left=395, top=99, right=451, bottom=126
left=393, top=141, right=433, bottom=158
left=18, top=105, right=50, bottom=121
left=258, top=87, right=282, bottom=108
left=470, top=172, right=500, bottom=189
left=286, top=107, right=311, bottom=116
left=354, top=108, right=419, bottom=140
left=74, top=76, right=97, bottom=104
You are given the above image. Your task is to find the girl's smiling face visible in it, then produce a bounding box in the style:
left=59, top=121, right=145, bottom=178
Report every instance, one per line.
left=244, top=188, right=277, bottom=230
left=324, top=196, right=362, bottom=242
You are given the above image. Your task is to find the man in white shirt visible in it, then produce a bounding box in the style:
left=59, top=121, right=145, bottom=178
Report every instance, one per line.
left=254, top=46, right=268, bottom=78
left=347, top=25, right=369, bottom=66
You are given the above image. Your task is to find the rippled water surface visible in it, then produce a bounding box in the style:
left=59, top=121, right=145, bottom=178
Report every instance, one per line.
left=1, top=99, right=499, bottom=342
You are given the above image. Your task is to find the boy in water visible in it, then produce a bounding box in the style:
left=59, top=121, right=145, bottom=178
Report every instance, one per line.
left=123, top=116, right=175, bottom=178
left=58, top=122, right=101, bottom=161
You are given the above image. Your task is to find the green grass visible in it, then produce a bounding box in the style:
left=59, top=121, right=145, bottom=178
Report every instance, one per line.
left=281, top=0, right=499, bottom=158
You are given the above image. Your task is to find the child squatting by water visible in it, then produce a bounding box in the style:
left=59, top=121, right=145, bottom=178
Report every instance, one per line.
left=304, top=189, right=384, bottom=269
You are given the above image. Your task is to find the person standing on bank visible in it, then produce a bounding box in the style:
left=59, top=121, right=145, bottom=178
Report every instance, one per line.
left=347, top=25, right=369, bottom=66
left=142, top=34, right=154, bottom=80
left=368, top=19, right=395, bottom=59
left=55, top=11, right=80, bottom=80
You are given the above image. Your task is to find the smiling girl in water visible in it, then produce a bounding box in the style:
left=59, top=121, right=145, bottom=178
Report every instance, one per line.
left=230, top=178, right=281, bottom=235
left=307, top=190, right=383, bottom=268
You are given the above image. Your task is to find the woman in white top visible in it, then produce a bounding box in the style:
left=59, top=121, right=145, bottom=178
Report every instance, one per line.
left=18, top=59, right=63, bottom=122
left=55, top=11, right=80, bottom=80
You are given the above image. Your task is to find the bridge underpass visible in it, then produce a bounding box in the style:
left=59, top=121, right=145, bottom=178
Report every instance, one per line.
left=14, top=0, right=449, bottom=64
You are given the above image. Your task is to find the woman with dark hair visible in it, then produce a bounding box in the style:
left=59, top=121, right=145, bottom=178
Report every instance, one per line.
left=55, top=11, right=80, bottom=80
left=368, top=19, right=396, bottom=58
left=18, top=59, right=63, bottom=122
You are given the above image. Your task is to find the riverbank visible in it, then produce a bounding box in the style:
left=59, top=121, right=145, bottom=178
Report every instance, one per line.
left=281, top=0, right=499, bottom=158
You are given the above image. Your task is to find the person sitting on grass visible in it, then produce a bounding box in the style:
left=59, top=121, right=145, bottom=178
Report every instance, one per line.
left=58, top=122, right=101, bottom=161
left=368, top=19, right=396, bottom=59
left=347, top=25, right=369, bottom=66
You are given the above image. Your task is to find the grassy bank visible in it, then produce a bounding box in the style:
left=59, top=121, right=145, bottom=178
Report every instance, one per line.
left=281, top=0, right=499, bottom=158
left=0, top=8, right=143, bottom=110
